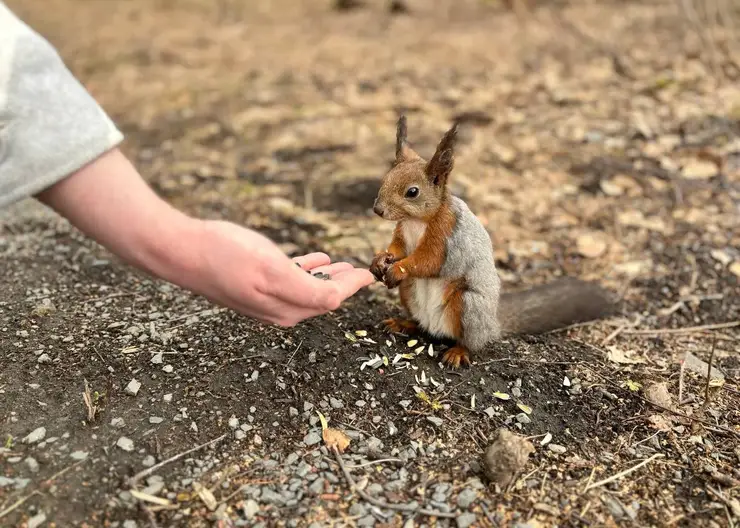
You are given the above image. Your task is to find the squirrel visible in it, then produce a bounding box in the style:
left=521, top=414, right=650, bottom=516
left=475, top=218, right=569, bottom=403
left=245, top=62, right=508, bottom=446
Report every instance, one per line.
left=369, top=115, right=615, bottom=368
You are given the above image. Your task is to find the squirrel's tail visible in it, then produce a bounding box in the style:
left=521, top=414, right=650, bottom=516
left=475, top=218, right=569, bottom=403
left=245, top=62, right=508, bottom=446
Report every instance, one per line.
left=497, top=277, right=615, bottom=336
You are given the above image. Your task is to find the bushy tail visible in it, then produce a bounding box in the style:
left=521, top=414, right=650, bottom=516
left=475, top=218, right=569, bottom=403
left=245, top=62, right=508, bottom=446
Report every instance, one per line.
left=497, top=277, right=615, bottom=336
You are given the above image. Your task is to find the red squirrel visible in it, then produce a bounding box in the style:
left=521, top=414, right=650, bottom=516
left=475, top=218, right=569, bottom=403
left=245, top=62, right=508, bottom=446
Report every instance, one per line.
left=370, top=116, right=614, bottom=368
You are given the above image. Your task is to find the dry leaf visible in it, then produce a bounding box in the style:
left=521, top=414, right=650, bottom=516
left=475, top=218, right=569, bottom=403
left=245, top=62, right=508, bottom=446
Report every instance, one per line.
left=647, top=414, right=673, bottom=431
left=607, top=346, right=646, bottom=364
left=323, top=428, right=351, bottom=453
left=576, top=233, right=608, bottom=258
left=644, top=382, right=674, bottom=409
left=193, top=482, right=217, bottom=511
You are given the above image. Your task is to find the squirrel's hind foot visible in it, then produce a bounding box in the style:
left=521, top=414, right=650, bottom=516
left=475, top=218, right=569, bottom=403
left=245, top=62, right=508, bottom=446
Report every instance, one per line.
left=442, top=346, right=471, bottom=369
left=383, top=318, right=418, bottom=335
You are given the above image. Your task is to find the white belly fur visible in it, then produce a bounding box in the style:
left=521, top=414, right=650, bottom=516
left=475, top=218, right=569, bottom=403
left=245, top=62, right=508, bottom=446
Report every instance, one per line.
left=407, top=278, right=455, bottom=338
left=400, top=219, right=455, bottom=338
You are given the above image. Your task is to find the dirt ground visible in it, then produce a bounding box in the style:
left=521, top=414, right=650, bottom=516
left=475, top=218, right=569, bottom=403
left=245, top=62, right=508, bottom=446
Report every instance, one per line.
left=1, top=0, right=739, bottom=527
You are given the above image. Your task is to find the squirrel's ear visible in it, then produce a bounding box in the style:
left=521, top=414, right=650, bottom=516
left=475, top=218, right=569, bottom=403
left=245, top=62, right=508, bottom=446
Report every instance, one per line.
left=395, top=115, right=421, bottom=163
left=425, top=122, right=458, bottom=187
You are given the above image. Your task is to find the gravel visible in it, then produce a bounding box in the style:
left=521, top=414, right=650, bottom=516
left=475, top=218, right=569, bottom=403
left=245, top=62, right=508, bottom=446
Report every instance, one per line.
left=124, top=379, right=141, bottom=396
left=23, top=427, right=46, bottom=444
left=457, top=488, right=477, bottom=508
left=456, top=512, right=478, bottom=528
left=303, top=431, right=322, bottom=446
left=116, top=436, right=135, bottom=452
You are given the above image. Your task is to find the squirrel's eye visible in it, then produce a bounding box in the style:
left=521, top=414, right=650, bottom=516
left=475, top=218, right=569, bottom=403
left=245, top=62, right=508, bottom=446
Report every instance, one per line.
left=405, top=187, right=419, bottom=198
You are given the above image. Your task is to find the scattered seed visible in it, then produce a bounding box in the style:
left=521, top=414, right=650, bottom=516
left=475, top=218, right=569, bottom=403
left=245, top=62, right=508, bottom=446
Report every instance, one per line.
left=540, top=433, right=553, bottom=446
left=407, top=339, right=418, bottom=348
left=517, top=403, right=532, bottom=415
left=493, top=392, right=510, bottom=401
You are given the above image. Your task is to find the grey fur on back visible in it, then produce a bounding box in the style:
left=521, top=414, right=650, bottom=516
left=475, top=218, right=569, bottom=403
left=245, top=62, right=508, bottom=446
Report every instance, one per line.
left=441, top=196, right=502, bottom=351
left=440, top=195, right=614, bottom=347
left=497, top=277, right=615, bottom=335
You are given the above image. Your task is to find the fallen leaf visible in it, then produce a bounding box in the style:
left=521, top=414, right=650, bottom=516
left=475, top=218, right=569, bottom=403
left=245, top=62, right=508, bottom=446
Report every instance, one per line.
left=625, top=380, right=642, bottom=392
left=323, top=428, right=351, bottom=453
left=683, top=352, right=726, bottom=381
left=576, top=232, right=608, bottom=258
left=607, top=346, right=646, bottom=364
left=193, top=482, right=217, bottom=511
left=317, top=411, right=328, bottom=430
left=647, top=414, right=673, bottom=431
left=644, top=382, right=674, bottom=409
left=681, top=159, right=717, bottom=180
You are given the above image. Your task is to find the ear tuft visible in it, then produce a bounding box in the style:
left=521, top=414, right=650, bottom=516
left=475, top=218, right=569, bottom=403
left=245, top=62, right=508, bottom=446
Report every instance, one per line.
left=425, top=122, right=458, bottom=186
left=395, top=114, right=422, bottom=163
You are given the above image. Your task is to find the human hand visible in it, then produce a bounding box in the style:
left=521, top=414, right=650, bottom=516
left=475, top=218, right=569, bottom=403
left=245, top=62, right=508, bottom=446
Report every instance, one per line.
left=189, top=220, right=374, bottom=326
left=36, top=148, right=374, bottom=327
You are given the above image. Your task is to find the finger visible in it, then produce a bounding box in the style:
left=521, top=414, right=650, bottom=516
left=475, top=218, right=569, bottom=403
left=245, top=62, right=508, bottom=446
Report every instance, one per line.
left=328, top=268, right=376, bottom=299
left=292, top=252, right=331, bottom=270
left=310, top=262, right=354, bottom=277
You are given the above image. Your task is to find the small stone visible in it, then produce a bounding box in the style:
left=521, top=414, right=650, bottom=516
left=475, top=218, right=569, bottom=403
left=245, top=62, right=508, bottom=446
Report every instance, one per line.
left=329, top=398, right=344, bottom=409
left=289, top=407, right=299, bottom=417
left=254, top=434, right=263, bottom=446
left=23, top=427, right=46, bottom=444
left=228, top=416, right=240, bottom=429
left=162, top=365, right=174, bottom=373
left=0, top=477, right=14, bottom=488
left=142, top=455, right=156, bottom=467
left=122, top=521, right=138, bottom=528
left=117, top=436, right=134, bottom=452
left=457, top=512, right=478, bottom=528
left=70, top=451, right=89, bottom=461
left=357, top=515, right=376, bottom=527
left=125, top=379, right=141, bottom=396
left=190, top=422, right=198, bottom=433
left=111, top=417, right=125, bottom=428
left=548, top=444, right=567, bottom=454
left=483, top=407, right=496, bottom=418
left=149, top=416, right=164, bottom=424
left=37, top=353, right=51, bottom=364
left=511, top=387, right=522, bottom=398
left=349, top=503, right=367, bottom=517
left=235, top=430, right=246, bottom=440
left=355, top=400, right=366, bottom=408
left=516, top=413, right=531, bottom=424
left=303, top=431, right=321, bottom=446
left=427, top=416, right=443, bottom=427
left=163, top=393, right=173, bottom=402
left=28, top=512, right=47, bottom=528
left=151, top=352, right=164, bottom=364
left=457, top=488, right=477, bottom=509
left=243, top=499, right=259, bottom=519
left=25, top=457, right=39, bottom=473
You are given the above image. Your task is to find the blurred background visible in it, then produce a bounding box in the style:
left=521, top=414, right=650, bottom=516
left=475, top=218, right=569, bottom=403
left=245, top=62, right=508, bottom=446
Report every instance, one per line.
left=10, top=0, right=740, bottom=294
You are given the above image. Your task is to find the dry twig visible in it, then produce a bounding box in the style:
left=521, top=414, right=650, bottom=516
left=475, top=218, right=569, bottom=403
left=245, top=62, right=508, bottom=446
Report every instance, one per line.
left=128, top=433, right=228, bottom=488
left=623, top=321, right=739, bottom=335
left=331, top=445, right=456, bottom=519
left=584, top=453, right=664, bottom=491
left=0, top=491, right=43, bottom=520
left=703, top=334, right=718, bottom=409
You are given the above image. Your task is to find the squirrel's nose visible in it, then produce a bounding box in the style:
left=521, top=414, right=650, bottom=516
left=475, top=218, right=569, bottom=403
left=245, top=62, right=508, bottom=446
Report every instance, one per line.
left=373, top=200, right=385, bottom=217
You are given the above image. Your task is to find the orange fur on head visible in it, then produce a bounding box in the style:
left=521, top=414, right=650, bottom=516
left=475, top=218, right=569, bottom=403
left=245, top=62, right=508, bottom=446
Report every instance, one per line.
left=372, top=116, right=458, bottom=222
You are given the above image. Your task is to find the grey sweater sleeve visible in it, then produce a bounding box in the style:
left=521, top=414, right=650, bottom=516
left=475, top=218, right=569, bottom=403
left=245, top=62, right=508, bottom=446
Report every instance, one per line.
left=0, top=2, right=123, bottom=209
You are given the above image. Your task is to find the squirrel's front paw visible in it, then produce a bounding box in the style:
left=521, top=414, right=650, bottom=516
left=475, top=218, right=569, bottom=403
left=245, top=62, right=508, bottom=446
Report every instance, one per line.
left=370, top=252, right=396, bottom=282
left=383, top=262, right=408, bottom=289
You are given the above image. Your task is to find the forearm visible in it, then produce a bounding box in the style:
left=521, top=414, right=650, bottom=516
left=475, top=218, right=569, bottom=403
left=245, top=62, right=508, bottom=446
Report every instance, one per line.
left=36, top=148, right=202, bottom=283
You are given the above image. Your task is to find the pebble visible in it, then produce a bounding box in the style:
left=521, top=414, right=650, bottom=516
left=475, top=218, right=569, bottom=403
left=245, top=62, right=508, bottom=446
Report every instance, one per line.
left=23, top=427, right=46, bottom=444
left=548, top=444, right=567, bottom=454
left=243, top=499, right=259, bottom=519
left=162, top=365, right=174, bottom=373
left=28, top=512, right=46, bottom=528
left=163, top=393, right=173, bottom=403
left=111, top=417, right=126, bottom=428
left=124, top=379, right=141, bottom=396
left=303, top=431, right=322, bottom=446
left=37, top=353, right=51, bottom=364
left=260, top=488, right=285, bottom=505
left=457, top=488, right=477, bottom=508
left=235, top=430, right=246, bottom=440
left=122, top=521, right=138, bottom=528
left=483, top=407, right=496, bottom=418
left=149, top=416, right=164, bottom=424
left=117, top=436, right=134, bottom=452
left=516, top=413, right=531, bottom=424
left=25, top=457, right=40, bottom=473
left=330, top=398, right=344, bottom=409
left=357, top=515, right=376, bottom=527
left=457, top=512, right=478, bottom=528
left=0, top=477, right=14, bottom=488
left=151, top=352, right=164, bottom=364
left=228, top=416, right=240, bottom=429
left=427, top=416, right=444, bottom=427
left=70, top=451, right=89, bottom=461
